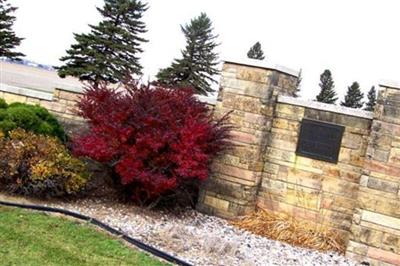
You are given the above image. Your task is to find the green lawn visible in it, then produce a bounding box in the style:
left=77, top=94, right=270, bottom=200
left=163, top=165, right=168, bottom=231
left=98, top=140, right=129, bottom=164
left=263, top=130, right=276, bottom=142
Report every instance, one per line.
left=0, top=206, right=168, bottom=266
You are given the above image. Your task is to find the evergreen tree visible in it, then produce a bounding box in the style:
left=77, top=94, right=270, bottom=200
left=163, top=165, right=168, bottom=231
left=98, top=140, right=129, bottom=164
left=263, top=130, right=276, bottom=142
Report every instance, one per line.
left=341, top=82, right=364, bottom=108
left=58, top=0, right=147, bottom=83
left=364, top=86, right=377, bottom=111
left=315, top=69, right=338, bottom=104
left=294, top=68, right=302, bottom=97
left=0, top=0, right=24, bottom=60
left=247, top=41, right=265, bottom=60
left=156, top=13, right=219, bottom=95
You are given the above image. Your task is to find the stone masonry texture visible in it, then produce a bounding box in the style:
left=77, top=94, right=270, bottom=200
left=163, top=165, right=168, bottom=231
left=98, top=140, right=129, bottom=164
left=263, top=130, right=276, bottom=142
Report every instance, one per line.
left=197, top=60, right=400, bottom=266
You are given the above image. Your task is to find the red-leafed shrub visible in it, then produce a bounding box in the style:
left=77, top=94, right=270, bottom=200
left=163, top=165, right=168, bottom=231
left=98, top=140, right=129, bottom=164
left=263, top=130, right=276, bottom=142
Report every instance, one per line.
left=73, top=81, right=231, bottom=205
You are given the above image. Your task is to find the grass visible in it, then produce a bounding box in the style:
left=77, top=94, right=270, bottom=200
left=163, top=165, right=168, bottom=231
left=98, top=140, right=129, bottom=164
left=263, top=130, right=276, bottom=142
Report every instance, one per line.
left=232, top=206, right=345, bottom=254
left=0, top=206, right=168, bottom=266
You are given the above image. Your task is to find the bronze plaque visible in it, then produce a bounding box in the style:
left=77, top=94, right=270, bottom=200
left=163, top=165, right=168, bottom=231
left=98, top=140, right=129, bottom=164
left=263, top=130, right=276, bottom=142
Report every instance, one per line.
left=296, top=119, right=344, bottom=163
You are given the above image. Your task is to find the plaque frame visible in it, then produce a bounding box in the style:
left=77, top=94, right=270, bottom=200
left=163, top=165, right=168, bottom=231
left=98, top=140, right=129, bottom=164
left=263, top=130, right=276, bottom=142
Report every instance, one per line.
left=296, top=119, right=344, bottom=163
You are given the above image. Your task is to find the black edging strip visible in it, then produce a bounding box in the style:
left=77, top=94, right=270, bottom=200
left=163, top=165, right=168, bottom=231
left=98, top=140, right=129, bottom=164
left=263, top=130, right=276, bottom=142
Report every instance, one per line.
left=0, top=200, right=192, bottom=266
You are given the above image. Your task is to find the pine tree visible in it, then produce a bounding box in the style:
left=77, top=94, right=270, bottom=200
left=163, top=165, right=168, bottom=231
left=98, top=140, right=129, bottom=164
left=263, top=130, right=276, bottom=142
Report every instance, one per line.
left=341, top=82, right=364, bottom=108
left=57, top=0, right=147, bottom=83
left=156, top=13, right=219, bottom=95
left=0, top=0, right=24, bottom=60
left=294, top=68, right=302, bottom=97
left=364, top=86, right=377, bottom=111
left=315, top=69, right=338, bottom=104
left=247, top=42, right=265, bottom=60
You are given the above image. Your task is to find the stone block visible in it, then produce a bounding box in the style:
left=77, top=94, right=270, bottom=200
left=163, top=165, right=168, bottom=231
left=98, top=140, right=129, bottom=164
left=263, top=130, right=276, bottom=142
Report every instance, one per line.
left=285, top=186, right=321, bottom=210
left=266, top=147, right=296, bottom=163
left=58, top=90, right=81, bottom=102
left=263, top=162, right=280, bottom=175
left=342, top=132, right=364, bottom=150
left=205, top=177, right=257, bottom=201
left=275, top=103, right=305, bottom=116
left=268, top=137, right=297, bottom=152
left=367, top=177, right=399, bottom=194
left=222, top=92, right=265, bottom=114
left=347, top=240, right=369, bottom=255
left=272, top=118, right=300, bottom=131
left=366, top=160, right=400, bottom=179
left=372, top=149, right=390, bottom=163
left=261, top=179, right=287, bottom=194
left=389, top=148, right=400, bottom=164
left=321, top=177, right=359, bottom=198
left=320, top=194, right=357, bottom=215
left=358, top=192, right=400, bottom=218
left=26, top=97, right=40, bottom=105
left=367, top=246, right=400, bottom=265
left=360, top=175, right=369, bottom=187
left=382, top=234, right=400, bottom=253
left=286, top=168, right=323, bottom=190
left=211, top=163, right=260, bottom=182
left=228, top=202, right=255, bottom=216
left=320, top=209, right=353, bottom=231
left=203, top=195, right=230, bottom=211
left=358, top=227, right=384, bottom=248
left=362, top=210, right=400, bottom=231
left=3, top=93, right=27, bottom=103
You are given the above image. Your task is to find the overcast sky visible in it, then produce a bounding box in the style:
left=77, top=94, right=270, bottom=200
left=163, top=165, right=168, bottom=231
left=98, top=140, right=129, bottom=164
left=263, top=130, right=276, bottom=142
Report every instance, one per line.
left=10, top=0, right=400, bottom=100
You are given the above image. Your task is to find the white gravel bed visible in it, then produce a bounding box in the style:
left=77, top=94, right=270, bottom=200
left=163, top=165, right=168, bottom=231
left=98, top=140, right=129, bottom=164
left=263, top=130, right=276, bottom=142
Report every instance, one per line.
left=47, top=199, right=358, bottom=266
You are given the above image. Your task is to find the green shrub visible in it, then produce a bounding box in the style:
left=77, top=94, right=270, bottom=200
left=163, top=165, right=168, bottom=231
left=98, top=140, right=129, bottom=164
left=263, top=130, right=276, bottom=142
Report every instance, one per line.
left=0, top=98, right=7, bottom=109
left=0, top=129, right=90, bottom=198
left=0, top=100, right=66, bottom=141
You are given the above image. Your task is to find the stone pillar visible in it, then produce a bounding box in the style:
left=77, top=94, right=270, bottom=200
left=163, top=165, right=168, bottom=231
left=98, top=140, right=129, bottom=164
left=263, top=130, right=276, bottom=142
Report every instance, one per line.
left=347, top=81, right=400, bottom=265
left=197, top=58, right=299, bottom=218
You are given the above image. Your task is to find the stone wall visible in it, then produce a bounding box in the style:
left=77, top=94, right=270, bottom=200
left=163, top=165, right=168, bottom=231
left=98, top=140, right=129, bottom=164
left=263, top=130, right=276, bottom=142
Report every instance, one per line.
left=197, top=58, right=299, bottom=218
left=197, top=59, right=400, bottom=265
left=258, top=96, right=372, bottom=242
left=346, top=82, right=400, bottom=265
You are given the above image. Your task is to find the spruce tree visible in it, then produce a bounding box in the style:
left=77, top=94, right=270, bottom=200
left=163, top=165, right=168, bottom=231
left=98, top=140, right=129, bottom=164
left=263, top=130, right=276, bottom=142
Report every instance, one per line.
left=364, top=86, right=377, bottom=111
left=247, top=42, right=265, bottom=60
left=58, top=0, right=147, bottom=83
left=315, top=69, right=338, bottom=104
left=0, top=0, right=24, bottom=60
left=341, top=82, right=364, bottom=108
left=156, top=13, right=219, bottom=95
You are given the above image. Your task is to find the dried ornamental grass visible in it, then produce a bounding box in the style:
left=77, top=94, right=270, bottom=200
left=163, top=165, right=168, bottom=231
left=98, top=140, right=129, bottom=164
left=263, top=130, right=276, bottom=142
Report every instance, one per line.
left=231, top=206, right=345, bottom=254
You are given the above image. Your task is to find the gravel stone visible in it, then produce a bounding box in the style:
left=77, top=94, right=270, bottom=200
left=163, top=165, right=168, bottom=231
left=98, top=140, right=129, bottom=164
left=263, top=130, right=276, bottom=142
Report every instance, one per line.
left=46, top=199, right=359, bottom=266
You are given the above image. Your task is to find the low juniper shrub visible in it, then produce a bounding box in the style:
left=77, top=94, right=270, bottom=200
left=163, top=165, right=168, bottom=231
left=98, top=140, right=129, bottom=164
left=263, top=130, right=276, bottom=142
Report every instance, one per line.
left=73, top=81, right=232, bottom=206
left=0, top=100, right=66, bottom=141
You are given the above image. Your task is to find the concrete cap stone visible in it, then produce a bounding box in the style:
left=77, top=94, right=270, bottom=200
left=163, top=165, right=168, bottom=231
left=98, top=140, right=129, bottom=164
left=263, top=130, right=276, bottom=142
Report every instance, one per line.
left=0, top=83, right=53, bottom=101
left=223, top=57, right=300, bottom=77
left=379, top=80, right=400, bottom=90
left=278, top=95, right=374, bottom=119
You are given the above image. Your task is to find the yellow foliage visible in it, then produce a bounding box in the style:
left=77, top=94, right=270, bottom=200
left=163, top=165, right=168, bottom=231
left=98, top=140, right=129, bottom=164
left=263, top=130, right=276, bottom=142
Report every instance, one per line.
left=0, top=129, right=90, bottom=197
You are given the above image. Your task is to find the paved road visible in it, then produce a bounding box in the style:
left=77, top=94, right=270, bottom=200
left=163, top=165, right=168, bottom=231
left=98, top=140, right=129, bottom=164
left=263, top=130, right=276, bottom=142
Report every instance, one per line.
left=0, top=61, right=218, bottom=105
left=0, top=61, right=83, bottom=93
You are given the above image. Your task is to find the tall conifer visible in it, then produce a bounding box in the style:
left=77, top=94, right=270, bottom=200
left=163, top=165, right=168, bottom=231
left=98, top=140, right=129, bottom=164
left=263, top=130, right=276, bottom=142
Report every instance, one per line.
left=341, top=82, right=364, bottom=108
left=247, top=42, right=265, bottom=60
left=364, top=86, right=377, bottom=111
left=58, top=0, right=147, bottom=83
left=315, top=69, right=338, bottom=104
left=0, top=0, right=24, bottom=60
left=156, top=13, right=219, bottom=95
